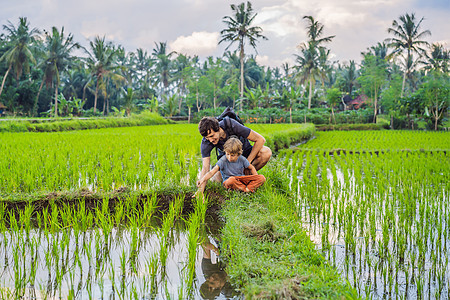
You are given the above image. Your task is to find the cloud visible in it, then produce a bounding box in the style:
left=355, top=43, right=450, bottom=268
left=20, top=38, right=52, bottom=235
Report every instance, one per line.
left=256, top=54, right=294, bottom=68
left=169, top=31, right=220, bottom=56
left=80, top=17, right=124, bottom=41
left=1, top=0, right=449, bottom=68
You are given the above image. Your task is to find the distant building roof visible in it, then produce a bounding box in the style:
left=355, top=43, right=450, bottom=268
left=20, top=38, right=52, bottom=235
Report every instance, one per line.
left=0, top=102, right=6, bottom=109
left=348, top=94, right=368, bottom=109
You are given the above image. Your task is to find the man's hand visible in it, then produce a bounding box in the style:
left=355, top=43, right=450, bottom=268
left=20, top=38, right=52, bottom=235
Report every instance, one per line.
left=196, top=179, right=204, bottom=188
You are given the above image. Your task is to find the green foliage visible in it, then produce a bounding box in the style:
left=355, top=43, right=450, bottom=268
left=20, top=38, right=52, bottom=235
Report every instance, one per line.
left=421, top=72, right=450, bottom=130
left=380, top=74, right=403, bottom=114
left=194, top=107, right=376, bottom=125
left=264, top=123, right=315, bottom=152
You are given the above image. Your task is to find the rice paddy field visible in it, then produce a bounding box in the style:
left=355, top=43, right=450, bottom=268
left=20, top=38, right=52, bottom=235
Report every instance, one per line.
left=281, top=130, right=450, bottom=299
left=1, top=125, right=448, bottom=299
left=0, top=123, right=314, bottom=299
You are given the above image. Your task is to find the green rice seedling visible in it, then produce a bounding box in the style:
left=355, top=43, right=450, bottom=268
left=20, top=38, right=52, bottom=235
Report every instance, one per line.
left=141, top=192, right=158, bottom=227
left=184, top=212, right=200, bottom=295
left=114, top=199, right=125, bottom=225
left=120, top=248, right=127, bottom=278
left=158, top=234, right=170, bottom=272
left=195, top=194, right=208, bottom=224
left=128, top=225, right=140, bottom=274
left=146, top=253, right=159, bottom=298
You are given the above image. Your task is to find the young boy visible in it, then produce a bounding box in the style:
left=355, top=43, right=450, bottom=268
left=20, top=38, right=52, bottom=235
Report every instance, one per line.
left=197, top=137, right=266, bottom=193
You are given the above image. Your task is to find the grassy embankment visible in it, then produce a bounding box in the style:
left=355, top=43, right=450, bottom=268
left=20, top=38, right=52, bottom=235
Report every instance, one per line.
left=207, top=123, right=357, bottom=298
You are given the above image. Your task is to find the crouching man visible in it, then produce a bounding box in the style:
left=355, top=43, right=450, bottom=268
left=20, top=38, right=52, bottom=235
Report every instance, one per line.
left=195, top=116, right=271, bottom=195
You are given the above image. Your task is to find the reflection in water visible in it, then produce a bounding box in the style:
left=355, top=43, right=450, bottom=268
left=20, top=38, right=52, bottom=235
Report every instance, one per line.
left=200, top=238, right=236, bottom=299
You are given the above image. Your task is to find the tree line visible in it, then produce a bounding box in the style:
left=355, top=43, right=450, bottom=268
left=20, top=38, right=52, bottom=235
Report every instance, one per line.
left=0, top=2, right=448, bottom=129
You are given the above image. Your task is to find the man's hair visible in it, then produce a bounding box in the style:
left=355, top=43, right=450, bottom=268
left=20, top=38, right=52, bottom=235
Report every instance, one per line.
left=199, top=281, right=221, bottom=299
left=223, top=137, right=243, bottom=155
left=199, top=117, right=220, bottom=137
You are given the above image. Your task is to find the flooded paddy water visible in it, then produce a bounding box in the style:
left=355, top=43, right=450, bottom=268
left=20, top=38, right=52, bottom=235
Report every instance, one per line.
left=0, top=192, right=238, bottom=299
left=285, top=149, right=450, bottom=299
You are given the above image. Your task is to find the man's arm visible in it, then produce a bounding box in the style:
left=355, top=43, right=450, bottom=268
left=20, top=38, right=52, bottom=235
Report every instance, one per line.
left=246, top=130, right=266, bottom=164
left=196, top=157, right=211, bottom=193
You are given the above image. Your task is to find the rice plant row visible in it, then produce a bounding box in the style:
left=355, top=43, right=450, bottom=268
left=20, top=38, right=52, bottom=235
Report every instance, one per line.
left=0, top=123, right=306, bottom=196
left=283, top=131, right=450, bottom=299
left=298, top=130, right=450, bottom=152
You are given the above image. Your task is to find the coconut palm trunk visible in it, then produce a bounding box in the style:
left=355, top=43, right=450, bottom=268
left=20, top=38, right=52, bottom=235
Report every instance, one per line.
left=240, top=41, right=245, bottom=105
left=0, top=65, right=11, bottom=97
left=54, top=84, right=59, bottom=117
left=36, top=79, right=45, bottom=106
left=308, top=79, right=313, bottom=109
left=188, top=106, right=191, bottom=124
left=54, top=71, right=60, bottom=117
left=94, top=79, right=99, bottom=114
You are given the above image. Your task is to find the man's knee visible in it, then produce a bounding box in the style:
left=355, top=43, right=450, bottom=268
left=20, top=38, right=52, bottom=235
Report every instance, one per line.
left=261, top=146, right=272, bottom=162
left=253, top=146, right=272, bottom=170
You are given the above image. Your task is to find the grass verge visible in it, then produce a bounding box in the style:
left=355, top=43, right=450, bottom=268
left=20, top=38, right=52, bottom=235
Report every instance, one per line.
left=219, top=161, right=357, bottom=299
left=265, top=123, right=316, bottom=152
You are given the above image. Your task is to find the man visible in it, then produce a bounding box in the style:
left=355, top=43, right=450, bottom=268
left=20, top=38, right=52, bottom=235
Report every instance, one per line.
left=196, top=116, right=272, bottom=194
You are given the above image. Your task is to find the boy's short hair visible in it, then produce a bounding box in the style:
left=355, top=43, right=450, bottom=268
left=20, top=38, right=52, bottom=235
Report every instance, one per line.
left=223, top=137, right=243, bottom=155
left=199, top=117, right=220, bottom=137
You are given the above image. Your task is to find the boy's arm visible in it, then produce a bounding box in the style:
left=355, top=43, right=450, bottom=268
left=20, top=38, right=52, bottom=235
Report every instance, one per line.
left=197, top=157, right=211, bottom=193
left=197, top=165, right=220, bottom=187
left=246, top=163, right=258, bottom=175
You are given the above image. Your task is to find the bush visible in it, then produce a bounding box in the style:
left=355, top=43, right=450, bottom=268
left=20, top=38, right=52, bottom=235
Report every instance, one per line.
left=265, top=123, right=315, bottom=152
left=316, top=123, right=387, bottom=131
left=0, top=112, right=171, bottom=133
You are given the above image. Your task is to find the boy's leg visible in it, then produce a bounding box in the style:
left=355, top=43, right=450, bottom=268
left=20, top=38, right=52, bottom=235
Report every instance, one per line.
left=223, top=176, right=247, bottom=192
left=239, top=175, right=266, bottom=192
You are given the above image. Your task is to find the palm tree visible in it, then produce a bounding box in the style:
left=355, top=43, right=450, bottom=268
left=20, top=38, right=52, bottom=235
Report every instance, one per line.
left=367, top=42, right=392, bottom=61
left=85, top=36, right=119, bottom=114
left=37, top=27, right=80, bottom=117
left=342, top=60, right=358, bottom=97
left=219, top=1, right=267, bottom=106
left=387, top=13, right=431, bottom=97
left=0, top=17, right=40, bottom=98
left=421, top=43, right=449, bottom=74
left=152, top=42, right=175, bottom=97
left=295, top=16, right=334, bottom=109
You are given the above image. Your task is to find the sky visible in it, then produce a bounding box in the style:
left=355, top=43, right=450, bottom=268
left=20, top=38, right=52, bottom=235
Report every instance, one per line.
left=1, top=0, right=449, bottom=68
